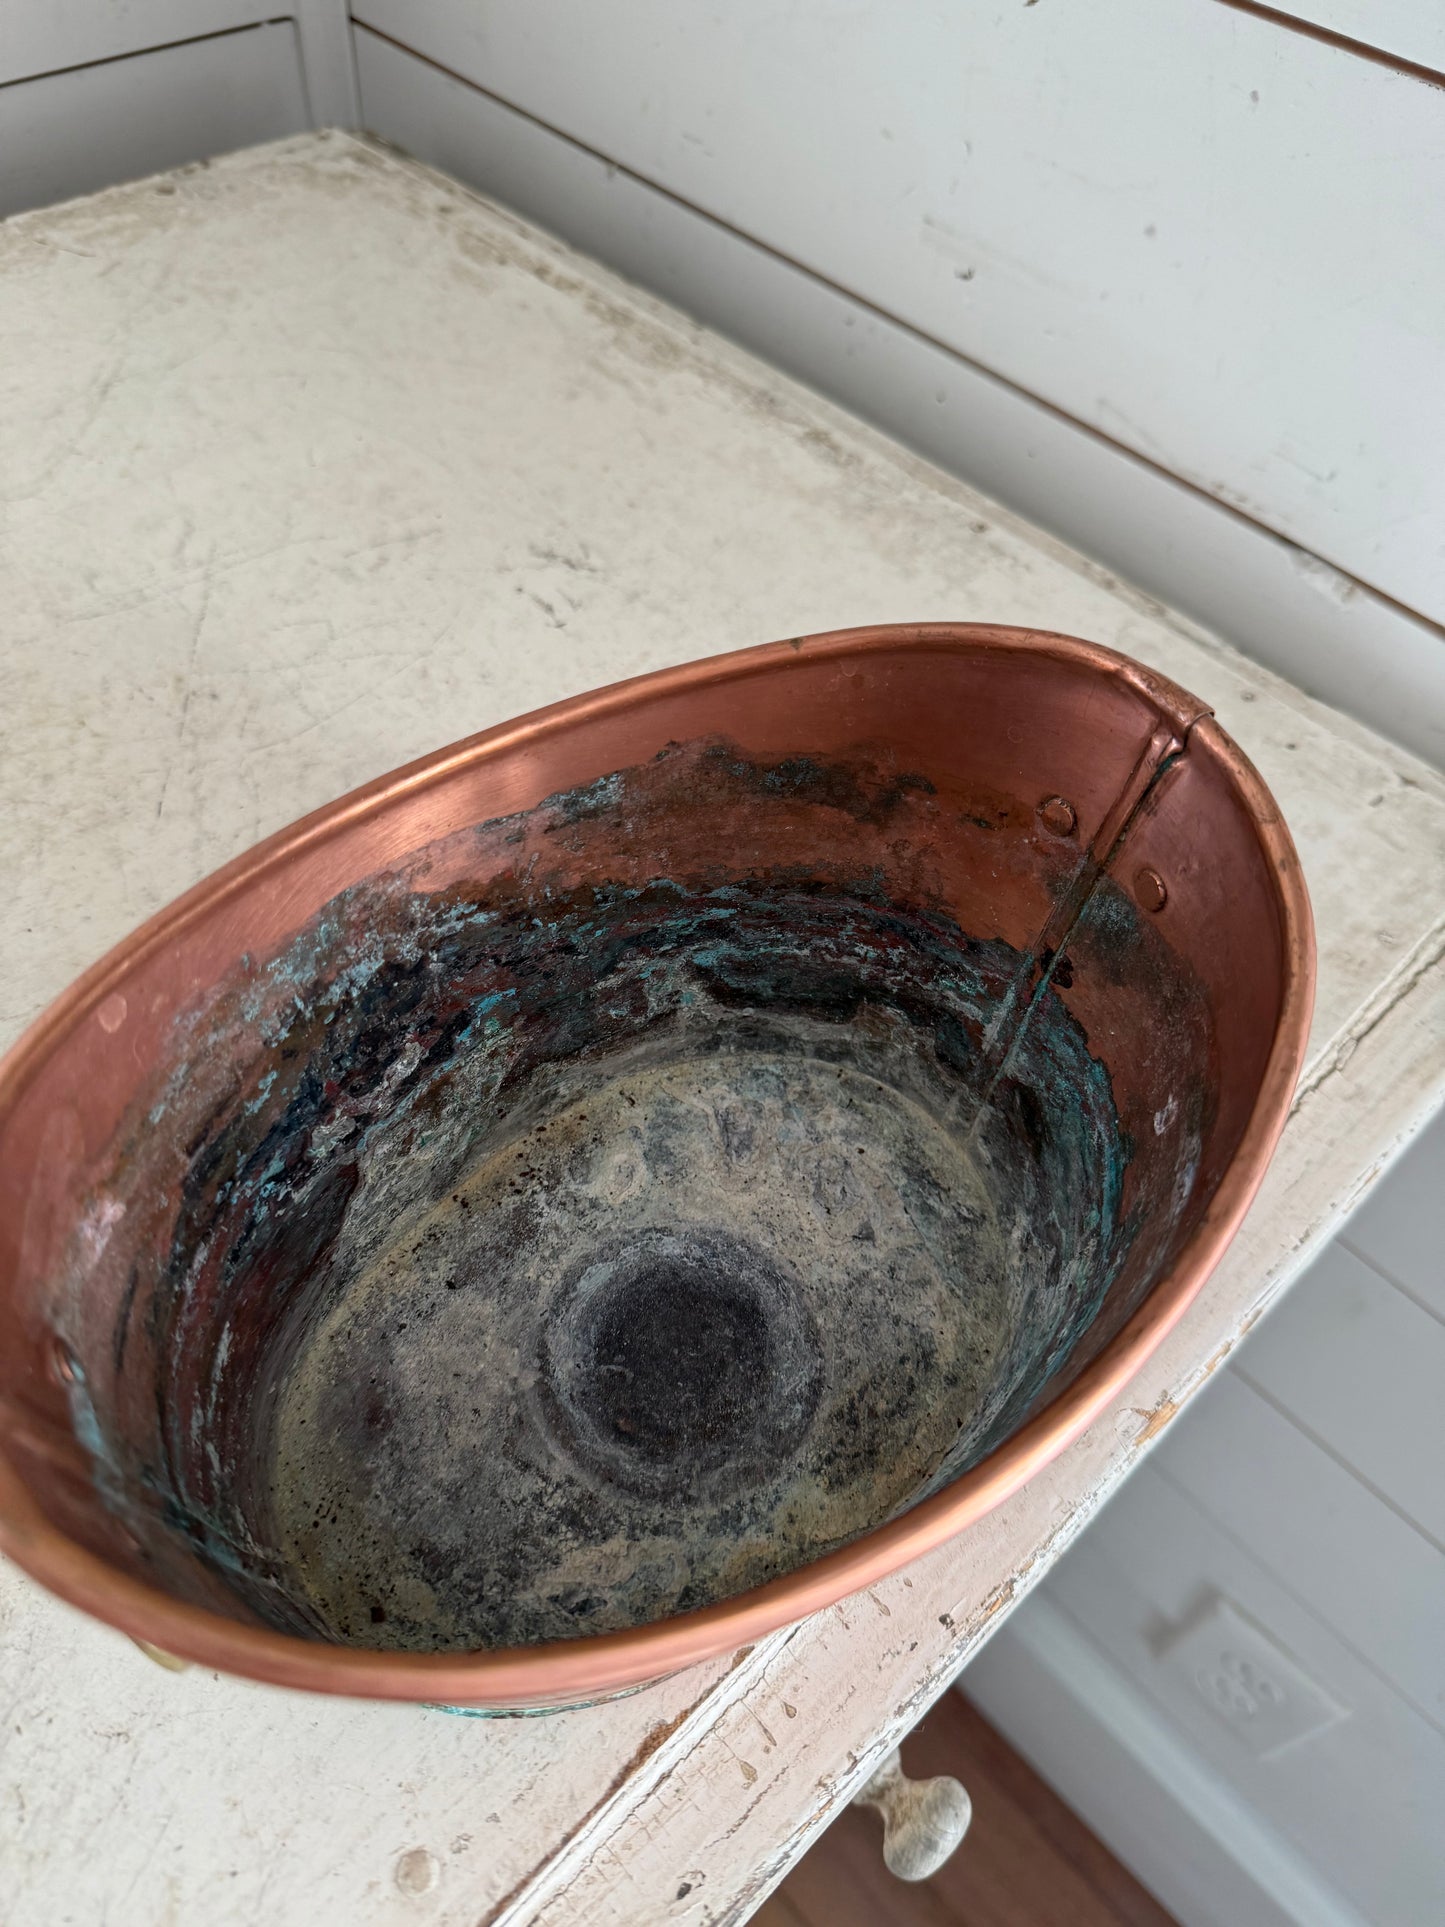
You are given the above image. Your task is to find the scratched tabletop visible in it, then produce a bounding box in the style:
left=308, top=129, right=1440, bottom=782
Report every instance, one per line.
left=1, top=135, right=1442, bottom=1927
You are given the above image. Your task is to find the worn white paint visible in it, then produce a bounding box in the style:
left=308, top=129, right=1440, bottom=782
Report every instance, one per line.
left=0, top=137, right=1441, bottom=1925
left=0, top=1584, right=737, bottom=1927
left=352, top=0, right=1445, bottom=629
left=351, top=25, right=1445, bottom=771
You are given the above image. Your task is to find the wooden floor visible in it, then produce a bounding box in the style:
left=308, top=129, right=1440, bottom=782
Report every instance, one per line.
left=754, top=1691, right=1176, bottom=1927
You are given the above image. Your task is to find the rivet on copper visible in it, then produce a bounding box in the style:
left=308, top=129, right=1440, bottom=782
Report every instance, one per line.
left=1038, top=796, right=1076, bottom=836
left=1135, top=867, right=1168, bottom=912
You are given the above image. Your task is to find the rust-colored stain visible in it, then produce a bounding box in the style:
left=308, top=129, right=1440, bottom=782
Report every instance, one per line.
left=606, top=1706, right=698, bottom=1799
left=964, top=1578, right=1019, bottom=1636
left=1134, top=1398, right=1180, bottom=1445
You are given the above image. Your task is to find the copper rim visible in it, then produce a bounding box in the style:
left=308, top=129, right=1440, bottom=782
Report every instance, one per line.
left=0, top=624, right=1316, bottom=1703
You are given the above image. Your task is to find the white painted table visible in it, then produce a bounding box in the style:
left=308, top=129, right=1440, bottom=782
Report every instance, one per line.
left=1, top=135, right=1441, bottom=1927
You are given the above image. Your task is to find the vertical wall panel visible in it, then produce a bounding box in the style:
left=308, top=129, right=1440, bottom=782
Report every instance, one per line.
left=1236, top=1243, right=1445, bottom=1547
left=1339, top=1106, right=1445, bottom=1320
left=0, top=2, right=278, bottom=86
left=0, top=25, right=310, bottom=218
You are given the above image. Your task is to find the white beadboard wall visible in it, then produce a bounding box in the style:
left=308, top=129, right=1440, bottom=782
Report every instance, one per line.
left=351, top=0, right=1442, bottom=616
left=344, top=0, right=1445, bottom=770
left=0, top=1, right=358, bottom=215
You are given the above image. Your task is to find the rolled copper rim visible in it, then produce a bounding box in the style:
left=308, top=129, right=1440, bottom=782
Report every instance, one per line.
left=0, top=624, right=1316, bottom=1703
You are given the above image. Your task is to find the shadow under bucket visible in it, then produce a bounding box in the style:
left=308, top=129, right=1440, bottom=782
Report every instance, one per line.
left=0, top=626, right=1313, bottom=1704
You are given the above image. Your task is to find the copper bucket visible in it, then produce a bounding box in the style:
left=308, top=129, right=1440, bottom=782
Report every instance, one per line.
left=0, top=626, right=1313, bottom=1707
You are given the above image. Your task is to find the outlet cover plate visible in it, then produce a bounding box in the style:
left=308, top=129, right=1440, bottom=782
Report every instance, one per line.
left=1158, top=1596, right=1349, bottom=1760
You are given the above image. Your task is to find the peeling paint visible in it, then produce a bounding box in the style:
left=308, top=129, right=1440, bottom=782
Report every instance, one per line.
left=1133, top=1397, right=1180, bottom=1445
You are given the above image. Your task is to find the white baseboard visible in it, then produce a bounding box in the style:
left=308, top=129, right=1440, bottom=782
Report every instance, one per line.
left=0, top=25, right=309, bottom=219
left=961, top=1593, right=1370, bottom=1927
left=353, top=25, right=1445, bottom=771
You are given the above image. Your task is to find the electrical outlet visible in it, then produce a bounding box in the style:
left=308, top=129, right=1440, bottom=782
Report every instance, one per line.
left=1157, top=1596, right=1349, bottom=1760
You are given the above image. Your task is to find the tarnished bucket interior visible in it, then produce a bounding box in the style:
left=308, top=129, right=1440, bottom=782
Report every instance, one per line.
left=0, top=629, right=1306, bottom=1668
